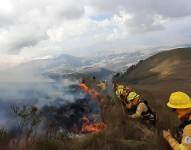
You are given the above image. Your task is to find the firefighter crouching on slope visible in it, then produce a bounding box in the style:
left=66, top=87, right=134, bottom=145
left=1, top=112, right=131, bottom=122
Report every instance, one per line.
left=163, top=91, right=191, bottom=150
left=126, top=91, right=157, bottom=125
left=115, top=84, right=133, bottom=108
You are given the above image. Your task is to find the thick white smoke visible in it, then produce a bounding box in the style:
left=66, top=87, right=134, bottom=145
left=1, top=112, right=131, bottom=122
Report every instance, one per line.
left=0, top=67, right=85, bottom=130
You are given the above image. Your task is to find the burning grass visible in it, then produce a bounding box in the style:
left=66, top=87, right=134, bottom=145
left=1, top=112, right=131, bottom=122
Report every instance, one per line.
left=0, top=81, right=109, bottom=150
left=0, top=79, right=177, bottom=150
left=80, top=116, right=107, bottom=133
left=0, top=93, right=171, bottom=150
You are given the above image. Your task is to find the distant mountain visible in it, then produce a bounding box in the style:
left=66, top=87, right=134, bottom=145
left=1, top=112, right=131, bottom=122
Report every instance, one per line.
left=13, top=50, right=156, bottom=81
left=87, top=51, right=151, bottom=72
left=15, top=54, right=88, bottom=73
left=45, top=51, right=152, bottom=79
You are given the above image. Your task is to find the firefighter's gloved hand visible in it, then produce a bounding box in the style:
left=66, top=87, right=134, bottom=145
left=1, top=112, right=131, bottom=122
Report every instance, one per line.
left=163, top=129, right=172, bottom=141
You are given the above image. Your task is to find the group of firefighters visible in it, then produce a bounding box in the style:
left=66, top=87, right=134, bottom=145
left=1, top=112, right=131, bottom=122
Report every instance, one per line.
left=114, top=83, right=191, bottom=150
left=114, top=84, right=156, bottom=124
left=80, top=78, right=191, bottom=150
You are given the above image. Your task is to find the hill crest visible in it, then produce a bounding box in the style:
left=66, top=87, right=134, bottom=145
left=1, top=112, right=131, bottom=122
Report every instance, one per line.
left=113, top=47, right=191, bottom=90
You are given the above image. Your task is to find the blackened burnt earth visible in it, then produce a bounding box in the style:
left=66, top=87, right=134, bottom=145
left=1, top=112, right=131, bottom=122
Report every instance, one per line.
left=42, top=95, right=102, bottom=133
left=38, top=84, right=102, bottom=136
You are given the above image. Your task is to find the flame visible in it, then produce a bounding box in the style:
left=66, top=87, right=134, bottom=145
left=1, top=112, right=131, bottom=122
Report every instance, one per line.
left=79, top=83, right=106, bottom=133
left=79, top=83, right=100, bottom=98
left=80, top=116, right=107, bottom=133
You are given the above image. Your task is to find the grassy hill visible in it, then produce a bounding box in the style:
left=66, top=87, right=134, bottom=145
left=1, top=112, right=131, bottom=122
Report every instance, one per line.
left=113, top=47, right=191, bottom=91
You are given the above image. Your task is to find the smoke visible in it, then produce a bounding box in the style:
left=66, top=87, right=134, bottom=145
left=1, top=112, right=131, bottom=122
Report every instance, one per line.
left=0, top=66, right=87, bottom=131
left=0, top=66, right=103, bottom=138
left=0, top=67, right=83, bottom=103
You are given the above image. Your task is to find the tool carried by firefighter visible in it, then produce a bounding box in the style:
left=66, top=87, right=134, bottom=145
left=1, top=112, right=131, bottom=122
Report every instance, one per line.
left=127, top=92, right=157, bottom=125
left=163, top=91, right=191, bottom=150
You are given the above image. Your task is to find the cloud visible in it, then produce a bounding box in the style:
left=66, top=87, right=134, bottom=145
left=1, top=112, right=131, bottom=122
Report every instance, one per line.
left=85, top=0, right=191, bottom=19
left=0, top=15, right=14, bottom=27
left=45, top=0, right=85, bottom=20
left=0, top=24, right=48, bottom=54
left=85, top=0, right=191, bottom=32
left=0, top=0, right=191, bottom=60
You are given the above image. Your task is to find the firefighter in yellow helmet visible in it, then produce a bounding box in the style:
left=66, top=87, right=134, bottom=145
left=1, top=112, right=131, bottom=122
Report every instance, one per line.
left=114, top=84, right=133, bottom=113
left=115, top=84, right=132, bottom=98
left=163, top=91, right=191, bottom=150
left=127, top=91, right=157, bottom=125
left=115, top=84, right=132, bottom=104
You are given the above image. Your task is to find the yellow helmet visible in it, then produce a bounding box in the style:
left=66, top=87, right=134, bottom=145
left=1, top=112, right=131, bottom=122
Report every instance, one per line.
left=115, top=85, right=125, bottom=97
left=167, top=91, right=191, bottom=109
left=127, top=92, right=140, bottom=101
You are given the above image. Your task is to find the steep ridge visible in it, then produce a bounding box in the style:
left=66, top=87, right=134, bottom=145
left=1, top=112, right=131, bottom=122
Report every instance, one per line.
left=113, top=47, right=191, bottom=92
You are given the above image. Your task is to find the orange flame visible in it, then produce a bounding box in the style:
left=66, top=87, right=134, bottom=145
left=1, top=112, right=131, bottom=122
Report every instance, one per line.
left=80, top=116, right=107, bottom=133
left=79, top=83, right=106, bottom=133
left=79, top=83, right=100, bottom=98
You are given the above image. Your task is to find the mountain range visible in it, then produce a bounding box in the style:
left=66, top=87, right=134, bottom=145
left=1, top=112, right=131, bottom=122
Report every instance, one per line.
left=13, top=50, right=157, bottom=81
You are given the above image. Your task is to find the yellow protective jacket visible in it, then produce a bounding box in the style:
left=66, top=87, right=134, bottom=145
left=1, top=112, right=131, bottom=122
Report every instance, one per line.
left=166, top=115, right=191, bottom=150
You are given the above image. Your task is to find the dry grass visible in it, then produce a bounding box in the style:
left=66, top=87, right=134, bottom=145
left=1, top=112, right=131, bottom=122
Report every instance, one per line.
left=0, top=92, right=173, bottom=150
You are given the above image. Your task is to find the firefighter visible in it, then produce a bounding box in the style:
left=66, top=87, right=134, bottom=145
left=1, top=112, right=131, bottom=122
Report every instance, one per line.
left=114, top=84, right=133, bottom=113
left=115, top=84, right=131, bottom=103
left=163, top=91, right=191, bottom=150
left=115, top=84, right=132, bottom=100
left=127, top=91, right=157, bottom=125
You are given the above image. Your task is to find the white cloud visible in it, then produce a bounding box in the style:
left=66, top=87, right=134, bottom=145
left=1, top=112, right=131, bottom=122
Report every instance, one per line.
left=0, top=0, right=13, bottom=14
left=0, top=0, right=191, bottom=63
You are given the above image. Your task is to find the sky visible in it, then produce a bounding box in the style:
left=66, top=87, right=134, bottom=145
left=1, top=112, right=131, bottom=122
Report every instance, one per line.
left=0, top=0, right=191, bottom=66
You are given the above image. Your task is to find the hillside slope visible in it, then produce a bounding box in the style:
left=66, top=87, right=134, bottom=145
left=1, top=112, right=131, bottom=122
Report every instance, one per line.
left=113, top=47, right=191, bottom=92
left=111, top=47, right=191, bottom=150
